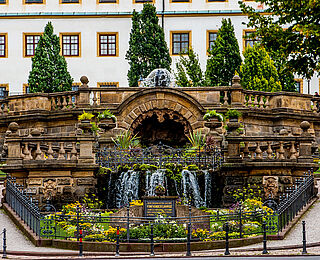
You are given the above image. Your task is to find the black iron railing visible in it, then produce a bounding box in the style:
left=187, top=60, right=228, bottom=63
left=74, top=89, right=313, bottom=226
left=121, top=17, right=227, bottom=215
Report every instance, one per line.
left=97, top=144, right=223, bottom=170
left=5, top=176, right=42, bottom=236
left=276, top=171, right=316, bottom=232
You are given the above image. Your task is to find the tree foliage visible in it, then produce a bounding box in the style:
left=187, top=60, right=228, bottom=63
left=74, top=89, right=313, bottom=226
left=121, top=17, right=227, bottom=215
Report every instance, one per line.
left=240, top=44, right=282, bottom=92
left=126, top=4, right=171, bottom=87
left=205, top=18, right=242, bottom=86
left=239, top=0, right=320, bottom=80
left=28, top=22, right=73, bottom=93
left=175, top=47, right=205, bottom=87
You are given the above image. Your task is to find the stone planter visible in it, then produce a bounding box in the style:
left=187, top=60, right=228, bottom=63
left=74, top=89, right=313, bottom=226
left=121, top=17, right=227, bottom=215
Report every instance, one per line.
left=78, top=120, right=92, bottom=134
left=98, top=118, right=116, bottom=131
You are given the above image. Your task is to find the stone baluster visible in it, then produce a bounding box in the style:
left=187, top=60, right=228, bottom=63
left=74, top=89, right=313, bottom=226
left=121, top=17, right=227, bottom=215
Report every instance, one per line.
left=66, top=152, right=71, bottom=160
left=3, top=103, right=8, bottom=115
left=62, top=95, right=67, bottom=110
left=51, top=97, right=56, bottom=110
left=70, top=142, right=77, bottom=160
left=247, top=94, right=252, bottom=108
left=267, top=141, right=273, bottom=159
left=56, top=96, right=62, bottom=110
left=0, top=103, right=3, bottom=115
left=289, top=141, right=297, bottom=160
left=259, top=95, right=264, bottom=109
left=253, top=95, right=258, bottom=108
left=278, top=141, right=285, bottom=160
left=68, top=95, right=72, bottom=107
left=243, top=141, right=250, bottom=159
left=35, top=141, right=43, bottom=160
left=255, top=141, right=262, bottom=159
left=313, top=100, right=318, bottom=113
left=250, top=150, right=255, bottom=159
left=93, top=91, right=98, bottom=106
left=23, top=142, right=33, bottom=160
left=223, top=91, right=228, bottom=106
left=20, top=144, right=25, bottom=159
left=265, top=96, right=270, bottom=109
left=58, top=142, right=66, bottom=160
left=47, top=142, right=54, bottom=159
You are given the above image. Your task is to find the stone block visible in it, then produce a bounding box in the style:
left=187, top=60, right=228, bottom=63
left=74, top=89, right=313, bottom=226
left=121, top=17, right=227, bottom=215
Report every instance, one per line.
left=63, top=186, right=73, bottom=194
left=57, top=178, right=71, bottom=185
left=77, top=178, right=94, bottom=186
left=28, top=178, right=42, bottom=185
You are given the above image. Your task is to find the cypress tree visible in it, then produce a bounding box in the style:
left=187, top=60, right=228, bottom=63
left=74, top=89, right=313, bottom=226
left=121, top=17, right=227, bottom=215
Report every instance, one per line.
left=240, top=44, right=282, bottom=92
left=28, top=22, right=73, bottom=93
left=126, top=4, right=171, bottom=87
left=205, top=18, right=242, bottom=86
left=175, top=47, right=205, bottom=87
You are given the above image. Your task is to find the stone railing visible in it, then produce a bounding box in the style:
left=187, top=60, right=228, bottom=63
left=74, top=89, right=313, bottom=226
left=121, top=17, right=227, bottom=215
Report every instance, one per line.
left=5, top=122, right=95, bottom=166
left=49, top=91, right=78, bottom=111
left=225, top=121, right=314, bottom=163
left=0, top=98, right=9, bottom=116
left=243, top=90, right=272, bottom=110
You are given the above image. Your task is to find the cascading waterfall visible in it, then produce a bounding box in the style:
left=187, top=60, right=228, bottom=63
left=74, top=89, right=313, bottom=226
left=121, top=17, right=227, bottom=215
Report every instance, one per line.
left=115, top=170, right=140, bottom=208
left=204, top=170, right=212, bottom=207
left=145, top=169, right=166, bottom=196
left=181, top=169, right=204, bottom=208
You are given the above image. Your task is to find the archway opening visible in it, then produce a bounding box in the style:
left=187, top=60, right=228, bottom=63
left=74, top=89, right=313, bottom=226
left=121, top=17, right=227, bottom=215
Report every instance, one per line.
left=131, top=109, right=191, bottom=147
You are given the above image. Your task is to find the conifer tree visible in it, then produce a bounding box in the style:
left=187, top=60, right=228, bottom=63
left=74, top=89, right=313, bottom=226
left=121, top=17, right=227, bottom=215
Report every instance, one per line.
left=175, top=47, right=205, bottom=87
left=28, top=22, right=73, bottom=93
left=126, top=4, right=171, bottom=87
left=205, top=18, right=242, bottom=86
left=240, top=44, right=282, bottom=92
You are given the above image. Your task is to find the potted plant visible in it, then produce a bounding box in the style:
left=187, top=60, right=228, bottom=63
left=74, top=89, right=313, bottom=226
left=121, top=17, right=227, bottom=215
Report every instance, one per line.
left=154, top=185, right=166, bottom=196
left=226, top=109, right=242, bottom=122
left=78, top=111, right=94, bottom=123
left=97, top=109, right=116, bottom=123
left=203, top=110, right=224, bottom=122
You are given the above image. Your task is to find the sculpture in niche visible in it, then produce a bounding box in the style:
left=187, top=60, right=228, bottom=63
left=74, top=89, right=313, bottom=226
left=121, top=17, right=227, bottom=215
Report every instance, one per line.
left=263, top=176, right=279, bottom=198
left=43, top=179, right=57, bottom=200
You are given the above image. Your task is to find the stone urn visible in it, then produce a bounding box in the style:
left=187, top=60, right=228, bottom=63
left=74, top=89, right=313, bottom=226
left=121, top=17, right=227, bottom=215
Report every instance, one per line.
left=78, top=120, right=92, bottom=134
left=98, top=118, right=116, bottom=131
left=204, top=117, right=222, bottom=129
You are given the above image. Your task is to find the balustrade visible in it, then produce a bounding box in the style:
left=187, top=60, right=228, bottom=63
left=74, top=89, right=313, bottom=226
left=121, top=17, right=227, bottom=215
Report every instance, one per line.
left=50, top=91, right=78, bottom=110
left=243, top=91, right=271, bottom=110
left=19, top=137, right=78, bottom=161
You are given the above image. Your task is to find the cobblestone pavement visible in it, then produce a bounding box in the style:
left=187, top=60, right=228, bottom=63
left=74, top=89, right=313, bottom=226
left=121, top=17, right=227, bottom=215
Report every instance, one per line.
left=0, top=181, right=319, bottom=256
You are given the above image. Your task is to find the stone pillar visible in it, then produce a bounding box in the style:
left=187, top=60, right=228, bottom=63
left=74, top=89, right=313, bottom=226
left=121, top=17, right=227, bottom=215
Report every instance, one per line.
left=6, top=122, right=22, bottom=165
left=226, top=120, right=241, bottom=162
left=78, top=135, right=95, bottom=164
left=230, top=75, right=244, bottom=107
left=77, top=76, right=90, bottom=107
left=298, top=121, right=313, bottom=163
left=98, top=119, right=116, bottom=148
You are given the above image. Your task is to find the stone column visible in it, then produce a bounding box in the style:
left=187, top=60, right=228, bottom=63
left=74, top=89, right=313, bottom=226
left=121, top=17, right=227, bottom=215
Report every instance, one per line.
left=77, top=76, right=90, bottom=107
left=298, top=121, right=313, bottom=163
left=230, top=75, right=244, bottom=108
left=226, top=120, right=241, bottom=162
left=6, top=122, right=22, bottom=166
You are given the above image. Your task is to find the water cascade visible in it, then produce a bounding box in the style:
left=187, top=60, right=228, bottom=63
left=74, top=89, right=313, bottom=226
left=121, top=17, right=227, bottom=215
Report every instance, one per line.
left=181, top=169, right=205, bottom=208
left=204, top=170, right=212, bottom=207
left=115, top=170, right=140, bottom=208
left=145, top=169, right=166, bottom=196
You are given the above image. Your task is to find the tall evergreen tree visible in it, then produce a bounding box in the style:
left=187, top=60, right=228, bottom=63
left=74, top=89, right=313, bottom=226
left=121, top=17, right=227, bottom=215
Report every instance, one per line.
left=240, top=44, right=282, bottom=92
left=126, top=4, right=171, bottom=87
left=28, top=22, right=73, bottom=93
left=205, top=18, right=242, bottom=86
left=175, top=47, right=205, bottom=87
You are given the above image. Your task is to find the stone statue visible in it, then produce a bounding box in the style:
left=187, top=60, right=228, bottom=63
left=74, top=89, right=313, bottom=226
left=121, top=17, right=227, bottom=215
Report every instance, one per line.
left=43, top=180, right=57, bottom=200
left=263, top=176, right=279, bottom=199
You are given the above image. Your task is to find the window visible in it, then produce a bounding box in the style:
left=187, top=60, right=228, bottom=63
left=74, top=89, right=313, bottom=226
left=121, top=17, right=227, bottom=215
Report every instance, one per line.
left=294, top=79, right=303, bottom=93
left=171, top=31, right=191, bottom=55
left=98, top=33, right=118, bottom=57
left=98, top=0, right=117, bottom=3
left=98, top=82, right=119, bottom=88
left=24, top=34, right=41, bottom=57
left=0, top=0, right=7, bottom=4
left=23, top=84, right=30, bottom=94
left=170, top=0, right=191, bottom=2
left=134, top=0, right=154, bottom=3
left=243, top=30, right=261, bottom=49
left=60, top=0, right=80, bottom=3
left=207, top=30, right=218, bottom=53
left=207, top=0, right=227, bottom=2
left=60, top=33, right=80, bottom=57
left=0, top=84, right=8, bottom=99
left=24, top=0, right=44, bottom=4
left=0, top=34, right=7, bottom=58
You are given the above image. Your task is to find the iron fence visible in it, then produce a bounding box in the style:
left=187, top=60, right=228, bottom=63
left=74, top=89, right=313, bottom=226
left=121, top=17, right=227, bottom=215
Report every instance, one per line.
left=276, top=171, right=316, bottom=232
left=5, top=176, right=42, bottom=236
left=97, top=143, right=223, bottom=170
